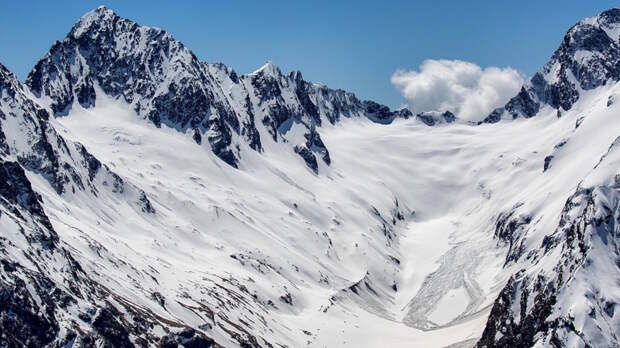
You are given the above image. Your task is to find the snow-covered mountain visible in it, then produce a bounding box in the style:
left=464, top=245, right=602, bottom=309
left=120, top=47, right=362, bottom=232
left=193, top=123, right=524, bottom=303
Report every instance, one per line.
left=26, top=6, right=411, bottom=172
left=1, top=5, right=620, bottom=348
left=484, top=8, right=620, bottom=123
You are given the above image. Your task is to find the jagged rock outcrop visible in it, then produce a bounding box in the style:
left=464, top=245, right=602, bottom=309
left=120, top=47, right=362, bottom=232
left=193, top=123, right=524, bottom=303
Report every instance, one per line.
left=415, top=110, right=457, bottom=126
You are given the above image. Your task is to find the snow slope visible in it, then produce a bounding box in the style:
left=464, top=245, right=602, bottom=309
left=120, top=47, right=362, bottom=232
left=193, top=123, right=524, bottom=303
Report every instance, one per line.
left=43, top=78, right=620, bottom=347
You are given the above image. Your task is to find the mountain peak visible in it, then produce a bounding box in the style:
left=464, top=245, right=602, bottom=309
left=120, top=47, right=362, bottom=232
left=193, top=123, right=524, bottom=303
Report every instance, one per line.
left=71, top=5, right=118, bottom=38
left=251, top=60, right=281, bottom=77
left=483, top=7, right=620, bottom=123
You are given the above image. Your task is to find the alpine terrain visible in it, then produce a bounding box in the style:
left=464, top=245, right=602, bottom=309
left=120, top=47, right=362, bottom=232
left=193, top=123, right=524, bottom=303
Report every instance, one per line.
left=1, top=6, right=620, bottom=347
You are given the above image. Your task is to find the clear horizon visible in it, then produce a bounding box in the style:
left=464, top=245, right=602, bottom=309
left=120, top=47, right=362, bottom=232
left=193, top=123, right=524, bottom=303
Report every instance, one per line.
left=1, top=1, right=618, bottom=111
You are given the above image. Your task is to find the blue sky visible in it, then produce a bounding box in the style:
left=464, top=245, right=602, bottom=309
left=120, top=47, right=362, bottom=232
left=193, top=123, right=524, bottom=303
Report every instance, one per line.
left=1, top=1, right=618, bottom=108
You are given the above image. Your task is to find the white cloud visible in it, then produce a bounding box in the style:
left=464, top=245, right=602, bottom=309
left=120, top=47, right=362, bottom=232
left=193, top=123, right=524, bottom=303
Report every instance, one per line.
left=391, top=59, right=524, bottom=121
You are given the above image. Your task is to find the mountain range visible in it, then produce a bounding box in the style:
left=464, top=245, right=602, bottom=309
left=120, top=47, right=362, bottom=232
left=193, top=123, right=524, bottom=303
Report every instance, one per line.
left=1, top=6, right=620, bottom=348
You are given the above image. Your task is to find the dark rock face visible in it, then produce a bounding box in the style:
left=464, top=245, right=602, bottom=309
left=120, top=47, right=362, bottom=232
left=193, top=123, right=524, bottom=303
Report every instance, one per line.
left=160, top=328, right=218, bottom=348
left=505, top=87, right=541, bottom=119
left=293, top=72, right=321, bottom=125
left=91, top=307, right=134, bottom=347
left=416, top=111, right=456, bottom=126
left=556, top=19, right=619, bottom=91
left=26, top=7, right=410, bottom=173
left=77, top=143, right=102, bottom=180
left=0, top=160, right=75, bottom=348
left=480, top=107, right=505, bottom=124
left=293, top=127, right=331, bottom=173
left=138, top=191, right=156, bottom=214
left=477, top=274, right=557, bottom=348
left=493, top=204, right=531, bottom=265
left=0, top=277, right=59, bottom=348
left=0, top=161, right=46, bottom=217
left=304, top=127, right=331, bottom=165
left=441, top=111, right=456, bottom=123
left=416, top=113, right=436, bottom=126
left=294, top=145, right=319, bottom=173
left=543, top=155, right=554, bottom=172
left=363, top=100, right=412, bottom=124
left=1, top=263, right=70, bottom=347
left=478, top=181, right=620, bottom=347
